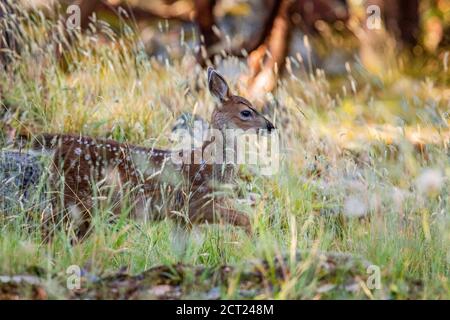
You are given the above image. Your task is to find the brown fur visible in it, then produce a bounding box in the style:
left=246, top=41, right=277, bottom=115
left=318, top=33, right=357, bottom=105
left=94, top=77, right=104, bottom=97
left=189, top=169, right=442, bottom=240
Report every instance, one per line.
left=36, top=68, right=274, bottom=241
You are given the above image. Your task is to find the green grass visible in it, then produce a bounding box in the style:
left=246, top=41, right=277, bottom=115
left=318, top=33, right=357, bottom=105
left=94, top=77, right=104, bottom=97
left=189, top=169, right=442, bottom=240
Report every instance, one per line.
left=0, top=3, right=448, bottom=299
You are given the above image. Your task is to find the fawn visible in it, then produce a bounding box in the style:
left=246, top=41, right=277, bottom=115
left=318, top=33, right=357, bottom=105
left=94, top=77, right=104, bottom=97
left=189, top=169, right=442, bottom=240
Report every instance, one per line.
left=30, top=68, right=275, bottom=240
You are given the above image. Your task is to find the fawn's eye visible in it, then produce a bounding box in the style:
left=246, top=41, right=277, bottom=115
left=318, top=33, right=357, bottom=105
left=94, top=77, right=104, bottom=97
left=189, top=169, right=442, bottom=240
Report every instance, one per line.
left=240, top=110, right=252, bottom=118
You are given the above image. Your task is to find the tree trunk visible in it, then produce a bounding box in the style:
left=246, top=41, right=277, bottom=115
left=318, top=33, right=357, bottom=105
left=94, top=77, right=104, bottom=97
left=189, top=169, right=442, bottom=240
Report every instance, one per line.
left=366, top=0, right=419, bottom=47
left=245, top=0, right=294, bottom=101
left=73, top=0, right=100, bottom=30
left=293, top=0, right=349, bottom=33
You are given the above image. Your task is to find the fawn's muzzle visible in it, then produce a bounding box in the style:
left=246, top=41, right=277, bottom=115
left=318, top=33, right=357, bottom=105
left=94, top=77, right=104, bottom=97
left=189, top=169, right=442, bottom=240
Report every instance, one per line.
left=266, top=120, right=275, bottom=133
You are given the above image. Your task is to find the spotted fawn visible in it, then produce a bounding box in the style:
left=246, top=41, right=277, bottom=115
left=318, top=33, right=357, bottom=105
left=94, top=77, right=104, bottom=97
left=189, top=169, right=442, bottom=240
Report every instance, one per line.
left=31, top=68, right=275, bottom=240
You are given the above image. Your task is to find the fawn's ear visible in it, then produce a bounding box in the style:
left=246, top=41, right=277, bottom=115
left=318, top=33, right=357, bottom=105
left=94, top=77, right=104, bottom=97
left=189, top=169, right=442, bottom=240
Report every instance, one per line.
left=207, top=67, right=231, bottom=102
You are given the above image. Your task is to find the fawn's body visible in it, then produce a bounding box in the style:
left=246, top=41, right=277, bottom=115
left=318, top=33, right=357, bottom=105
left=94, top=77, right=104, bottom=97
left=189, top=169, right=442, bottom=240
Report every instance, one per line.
left=34, top=68, right=275, bottom=240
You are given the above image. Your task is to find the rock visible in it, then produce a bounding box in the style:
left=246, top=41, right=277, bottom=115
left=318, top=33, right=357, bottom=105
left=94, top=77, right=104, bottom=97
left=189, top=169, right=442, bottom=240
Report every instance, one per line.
left=0, top=151, right=50, bottom=213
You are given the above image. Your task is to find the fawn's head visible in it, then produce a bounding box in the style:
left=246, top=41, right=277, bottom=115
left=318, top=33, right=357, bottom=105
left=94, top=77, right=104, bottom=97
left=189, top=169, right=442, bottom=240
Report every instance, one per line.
left=207, top=67, right=275, bottom=133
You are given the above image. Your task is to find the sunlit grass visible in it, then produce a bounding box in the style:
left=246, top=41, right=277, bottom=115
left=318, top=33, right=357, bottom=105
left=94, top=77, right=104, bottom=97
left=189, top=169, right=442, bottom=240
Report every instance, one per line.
left=0, top=2, right=448, bottom=299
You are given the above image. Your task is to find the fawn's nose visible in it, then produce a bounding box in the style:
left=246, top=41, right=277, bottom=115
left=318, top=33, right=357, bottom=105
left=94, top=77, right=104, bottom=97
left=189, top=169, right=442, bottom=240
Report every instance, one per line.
left=266, top=120, right=275, bottom=133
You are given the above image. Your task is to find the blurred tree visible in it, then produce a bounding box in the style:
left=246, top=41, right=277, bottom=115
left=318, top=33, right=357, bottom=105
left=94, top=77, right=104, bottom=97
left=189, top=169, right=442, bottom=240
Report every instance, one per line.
left=74, top=0, right=100, bottom=29
left=244, top=0, right=293, bottom=100
left=359, top=0, right=420, bottom=75
left=294, top=0, right=349, bottom=33
left=238, top=0, right=349, bottom=100
left=197, top=0, right=349, bottom=99
left=366, top=0, right=419, bottom=47
left=54, top=1, right=426, bottom=99
left=58, top=0, right=350, bottom=99
left=73, top=0, right=194, bottom=28
left=194, top=0, right=219, bottom=50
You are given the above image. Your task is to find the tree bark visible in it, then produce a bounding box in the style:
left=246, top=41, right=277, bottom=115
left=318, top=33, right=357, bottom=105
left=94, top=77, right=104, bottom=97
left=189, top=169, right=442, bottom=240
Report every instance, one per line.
left=194, top=0, right=219, bottom=47
left=74, top=0, right=100, bottom=30
left=244, top=0, right=294, bottom=101
left=365, top=0, right=419, bottom=47
left=293, top=0, right=349, bottom=33
left=239, top=0, right=280, bottom=54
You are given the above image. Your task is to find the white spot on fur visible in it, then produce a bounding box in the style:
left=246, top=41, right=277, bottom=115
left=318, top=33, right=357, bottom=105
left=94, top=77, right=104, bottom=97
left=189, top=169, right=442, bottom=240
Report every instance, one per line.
left=104, top=166, right=123, bottom=188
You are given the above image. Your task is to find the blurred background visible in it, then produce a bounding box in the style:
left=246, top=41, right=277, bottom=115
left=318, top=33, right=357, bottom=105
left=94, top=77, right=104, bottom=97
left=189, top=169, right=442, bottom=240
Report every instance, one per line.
left=2, top=1, right=449, bottom=98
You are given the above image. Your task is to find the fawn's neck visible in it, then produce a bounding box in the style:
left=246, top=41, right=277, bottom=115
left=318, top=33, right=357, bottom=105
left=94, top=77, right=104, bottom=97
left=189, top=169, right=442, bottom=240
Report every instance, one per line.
left=209, top=113, right=238, bottom=184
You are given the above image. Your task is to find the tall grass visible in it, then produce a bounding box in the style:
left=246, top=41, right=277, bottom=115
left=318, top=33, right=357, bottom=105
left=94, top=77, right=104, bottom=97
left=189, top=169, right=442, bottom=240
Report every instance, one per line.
left=0, top=1, right=448, bottom=299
